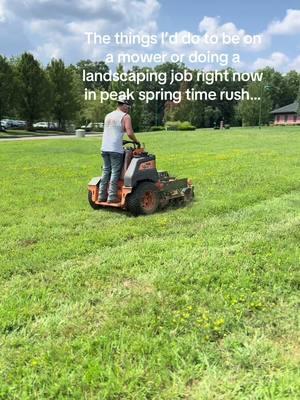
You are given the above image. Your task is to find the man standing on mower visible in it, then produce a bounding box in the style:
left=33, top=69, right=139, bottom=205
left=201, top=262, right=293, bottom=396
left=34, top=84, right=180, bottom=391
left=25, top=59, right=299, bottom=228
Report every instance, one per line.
left=99, top=95, right=139, bottom=203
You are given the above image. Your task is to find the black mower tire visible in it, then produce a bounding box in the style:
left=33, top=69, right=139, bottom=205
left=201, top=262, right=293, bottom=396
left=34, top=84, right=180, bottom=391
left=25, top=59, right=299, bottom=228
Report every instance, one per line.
left=88, top=190, right=102, bottom=210
left=126, top=182, right=159, bottom=216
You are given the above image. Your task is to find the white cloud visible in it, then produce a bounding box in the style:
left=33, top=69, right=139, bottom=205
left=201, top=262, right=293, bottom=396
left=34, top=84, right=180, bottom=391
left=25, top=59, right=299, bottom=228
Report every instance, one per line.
left=21, top=0, right=160, bottom=62
left=267, top=9, right=300, bottom=35
left=0, top=0, right=8, bottom=22
left=289, top=55, right=300, bottom=71
left=200, top=16, right=269, bottom=52
left=162, top=16, right=269, bottom=59
left=6, top=0, right=124, bottom=21
left=130, top=0, right=160, bottom=21
left=198, top=16, right=219, bottom=33
left=253, top=52, right=289, bottom=70
left=32, top=42, right=63, bottom=61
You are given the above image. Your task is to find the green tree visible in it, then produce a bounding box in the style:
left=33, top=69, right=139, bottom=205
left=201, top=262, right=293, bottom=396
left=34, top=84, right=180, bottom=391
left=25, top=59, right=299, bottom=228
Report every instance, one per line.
left=282, top=70, right=300, bottom=106
left=215, top=68, right=246, bottom=125
left=75, top=60, right=110, bottom=91
left=110, top=63, right=127, bottom=93
left=259, top=67, right=283, bottom=109
left=203, top=106, right=222, bottom=128
left=47, top=59, right=82, bottom=130
left=138, top=106, right=153, bottom=131
left=16, top=52, right=50, bottom=130
left=152, top=62, right=184, bottom=126
left=172, top=80, right=191, bottom=122
left=0, top=56, right=15, bottom=122
left=238, top=81, right=272, bottom=126
left=81, top=89, right=112, bottom=126
left=256, top=67, right=299, bottom=109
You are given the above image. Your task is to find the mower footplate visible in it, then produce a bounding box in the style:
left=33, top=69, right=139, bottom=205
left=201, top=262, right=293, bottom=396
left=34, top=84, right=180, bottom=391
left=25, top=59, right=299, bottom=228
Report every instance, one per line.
left=97, top=201, right=122, bottom=208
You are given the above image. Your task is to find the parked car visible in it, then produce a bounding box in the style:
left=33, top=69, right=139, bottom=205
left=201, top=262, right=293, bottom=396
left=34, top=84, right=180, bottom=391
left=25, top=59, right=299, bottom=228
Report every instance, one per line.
left=0, top=123, right=7, bottom=132
left=1, top=119, right=13, bottom=129
left=33, top=122, right=49, bottom=129
left=33, top=122, right=58, bottom=129
left=81, top=122, right=104, bottom=132
left=1, top=119, right=27, bottom=129
left=15, top=120, right=26, bottom=128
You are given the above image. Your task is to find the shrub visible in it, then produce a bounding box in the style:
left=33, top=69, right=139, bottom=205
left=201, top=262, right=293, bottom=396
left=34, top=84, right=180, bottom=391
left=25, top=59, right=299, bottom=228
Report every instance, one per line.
left=150, top=126, right=165, bottom=131
left=178, top=121, right=196, bottom=131
left=165, top=121, right=181, bottom=130
left=165, top=121, right=196, bottom=131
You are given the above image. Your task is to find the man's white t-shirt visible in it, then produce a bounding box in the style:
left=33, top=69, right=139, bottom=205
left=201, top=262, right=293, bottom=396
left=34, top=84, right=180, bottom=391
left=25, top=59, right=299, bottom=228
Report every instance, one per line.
left=101, top=110, right=126, bottom=154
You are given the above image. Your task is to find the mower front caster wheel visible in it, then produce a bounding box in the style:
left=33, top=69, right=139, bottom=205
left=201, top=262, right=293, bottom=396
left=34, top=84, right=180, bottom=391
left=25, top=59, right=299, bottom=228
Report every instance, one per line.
left=126, top=182, right=159, bottom=216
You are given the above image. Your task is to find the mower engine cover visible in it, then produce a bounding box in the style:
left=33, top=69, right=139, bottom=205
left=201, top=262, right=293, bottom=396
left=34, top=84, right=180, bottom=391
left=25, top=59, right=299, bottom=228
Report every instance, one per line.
left=124, top=154, right=159, bottom=187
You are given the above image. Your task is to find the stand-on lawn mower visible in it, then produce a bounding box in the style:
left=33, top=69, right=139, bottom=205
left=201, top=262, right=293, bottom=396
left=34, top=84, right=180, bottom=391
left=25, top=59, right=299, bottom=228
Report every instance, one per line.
left=88, top=141, right=194, bottom=216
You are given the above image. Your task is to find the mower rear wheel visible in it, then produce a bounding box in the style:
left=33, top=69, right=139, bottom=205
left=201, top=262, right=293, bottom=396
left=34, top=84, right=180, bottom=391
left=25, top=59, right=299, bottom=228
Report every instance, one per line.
left=88, top=190, right=102, bottom=209
left=127, top=182, right=159, bottom=216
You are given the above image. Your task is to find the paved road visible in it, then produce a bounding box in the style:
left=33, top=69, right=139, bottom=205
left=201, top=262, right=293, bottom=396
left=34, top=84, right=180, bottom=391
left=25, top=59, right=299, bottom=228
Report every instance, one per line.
left=0, top=134, right=101, bottom=142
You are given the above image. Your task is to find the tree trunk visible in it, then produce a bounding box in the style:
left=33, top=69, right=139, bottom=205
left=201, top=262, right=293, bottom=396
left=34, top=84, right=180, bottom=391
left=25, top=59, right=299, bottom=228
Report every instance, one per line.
left=27, top=120, right=34, bottom=131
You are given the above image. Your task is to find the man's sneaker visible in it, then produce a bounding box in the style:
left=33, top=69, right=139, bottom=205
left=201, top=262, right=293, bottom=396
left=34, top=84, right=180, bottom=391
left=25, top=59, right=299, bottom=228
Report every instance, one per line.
left=107, top=198, right=119, bottom=203
left=98, top=195, right=107, bottom=202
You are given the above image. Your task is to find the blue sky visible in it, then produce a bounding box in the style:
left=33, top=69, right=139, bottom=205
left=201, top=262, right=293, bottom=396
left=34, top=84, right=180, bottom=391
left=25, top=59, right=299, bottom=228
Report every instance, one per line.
left=157, top=0, right=300, bottom=70
left=158, top=0, right=300, bottom=33
left=0, top=0, right=300, bottom=71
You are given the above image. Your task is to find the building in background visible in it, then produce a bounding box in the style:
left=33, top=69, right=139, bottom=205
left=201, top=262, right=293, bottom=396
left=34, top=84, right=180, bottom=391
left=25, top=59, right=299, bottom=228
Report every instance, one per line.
left=271, top=101, right=300, bottom=125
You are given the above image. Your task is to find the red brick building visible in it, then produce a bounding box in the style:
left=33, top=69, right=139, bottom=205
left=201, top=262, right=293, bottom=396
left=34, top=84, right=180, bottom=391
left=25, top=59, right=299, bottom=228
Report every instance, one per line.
left=271, top=101, right=300, bottom=125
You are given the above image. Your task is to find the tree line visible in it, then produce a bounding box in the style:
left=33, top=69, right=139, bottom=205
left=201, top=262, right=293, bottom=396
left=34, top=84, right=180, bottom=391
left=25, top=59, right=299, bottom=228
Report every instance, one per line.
left=0, top=52, right=300, bottom=132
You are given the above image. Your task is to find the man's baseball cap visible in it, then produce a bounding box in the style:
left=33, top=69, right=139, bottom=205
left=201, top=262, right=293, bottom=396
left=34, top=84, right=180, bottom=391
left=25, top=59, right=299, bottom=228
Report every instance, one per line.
left=117, top=94, right=131, bottom=106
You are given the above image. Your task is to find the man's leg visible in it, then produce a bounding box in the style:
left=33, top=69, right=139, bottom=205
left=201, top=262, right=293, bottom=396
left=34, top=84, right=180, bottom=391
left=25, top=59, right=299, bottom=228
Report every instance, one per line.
left=99, top=152, right=111, bottom=201
left=107, top=152, right=123, bottom=202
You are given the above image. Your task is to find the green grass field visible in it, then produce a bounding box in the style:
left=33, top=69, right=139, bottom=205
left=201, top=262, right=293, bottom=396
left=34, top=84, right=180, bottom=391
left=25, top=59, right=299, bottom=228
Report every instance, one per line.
left=0, top=127, right=299, bottom=399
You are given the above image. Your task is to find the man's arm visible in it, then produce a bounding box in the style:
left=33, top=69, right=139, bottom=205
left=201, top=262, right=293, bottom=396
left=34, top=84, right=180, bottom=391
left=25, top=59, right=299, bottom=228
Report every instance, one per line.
left=123, top=114, right=139, bottom=143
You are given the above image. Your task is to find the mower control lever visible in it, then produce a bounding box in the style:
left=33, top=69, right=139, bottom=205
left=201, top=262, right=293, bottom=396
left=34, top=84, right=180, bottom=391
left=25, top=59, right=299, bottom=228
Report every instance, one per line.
left=122, top=140, right=141, bottom=149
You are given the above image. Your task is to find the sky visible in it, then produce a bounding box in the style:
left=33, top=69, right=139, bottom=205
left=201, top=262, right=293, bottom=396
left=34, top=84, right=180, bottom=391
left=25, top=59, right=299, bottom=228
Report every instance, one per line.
left=0, top=0, right=300, bottom=71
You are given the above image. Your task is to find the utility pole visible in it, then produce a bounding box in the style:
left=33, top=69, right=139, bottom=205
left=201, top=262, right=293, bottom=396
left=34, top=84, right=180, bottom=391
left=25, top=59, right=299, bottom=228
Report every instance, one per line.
left=259, top=84, right=271, bottom=129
